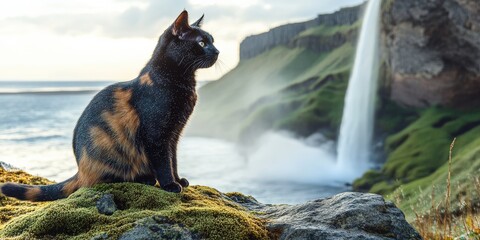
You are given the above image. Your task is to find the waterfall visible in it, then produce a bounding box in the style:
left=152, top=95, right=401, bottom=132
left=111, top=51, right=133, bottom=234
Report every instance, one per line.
left=336, top=0, right=382, bottom=176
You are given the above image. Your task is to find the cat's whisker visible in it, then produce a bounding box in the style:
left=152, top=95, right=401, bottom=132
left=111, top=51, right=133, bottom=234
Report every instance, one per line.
left=179, top=55, right=187, bottom=66
left=184, top=58, right=199, bottom=74
left=195, top=56, right=208, bottom=69
left=215, top=59, right=226, bottom=73
left=184, top=58, right=203, bottom=75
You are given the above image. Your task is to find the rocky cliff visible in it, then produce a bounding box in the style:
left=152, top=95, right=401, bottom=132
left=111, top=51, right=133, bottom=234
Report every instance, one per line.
left=383, top=0, right=480, bottom=108
left=240, top=4, right=364, bottom=60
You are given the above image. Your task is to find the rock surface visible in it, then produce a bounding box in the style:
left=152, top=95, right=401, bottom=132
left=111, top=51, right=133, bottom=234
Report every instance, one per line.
left=119, top=216, right=198, bottom=240
left=233, top=192, right=422, bottom=240
left=96, top=193, right=117, bottom=215
left=384, top=0, right=480, bottom=108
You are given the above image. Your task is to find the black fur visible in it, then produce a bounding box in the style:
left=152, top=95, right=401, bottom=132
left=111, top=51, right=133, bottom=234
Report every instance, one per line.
left=0, top=10, right=218, bottom=201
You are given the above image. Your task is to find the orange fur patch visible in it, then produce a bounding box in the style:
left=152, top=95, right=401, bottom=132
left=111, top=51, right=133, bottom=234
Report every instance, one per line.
left=63, top=148, right=120, bottom=196
left=100, top=88, right=150, bottom=180
left=139, top=72, right=153, bottom=86
left=90, top=126, right=125, bottom=162
left=25, top=187, right=41, bottom=201
left=62, top=180, right=77, bottom=197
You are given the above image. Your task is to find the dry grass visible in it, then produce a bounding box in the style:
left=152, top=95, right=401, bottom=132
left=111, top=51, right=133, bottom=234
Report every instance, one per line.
left=400, top=138, right=480, bottom=240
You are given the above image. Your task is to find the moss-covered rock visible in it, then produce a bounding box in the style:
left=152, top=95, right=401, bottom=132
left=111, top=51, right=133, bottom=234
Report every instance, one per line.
left=0, top=168, right=269, bottom=240
left=0, top=165, right=423, bottom=239
left=0, top=167, right=52, bottom=225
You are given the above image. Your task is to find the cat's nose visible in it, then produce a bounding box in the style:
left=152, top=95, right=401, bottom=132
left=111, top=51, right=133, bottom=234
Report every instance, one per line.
left=211, top=46, right=219, bottom=55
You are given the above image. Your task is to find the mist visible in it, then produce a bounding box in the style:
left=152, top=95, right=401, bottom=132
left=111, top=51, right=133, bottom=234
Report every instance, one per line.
left=244, top=131, right=366, bottom=185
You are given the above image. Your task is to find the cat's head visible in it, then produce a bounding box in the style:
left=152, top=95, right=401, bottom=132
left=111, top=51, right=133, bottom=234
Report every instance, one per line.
left=159, top=10, right=219, bottom=71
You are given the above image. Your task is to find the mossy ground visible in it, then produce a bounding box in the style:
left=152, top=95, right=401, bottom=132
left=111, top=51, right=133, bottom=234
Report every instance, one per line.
left=0, top=169, right=269, bottom=240
left=0, top=168, right=52, bottom=225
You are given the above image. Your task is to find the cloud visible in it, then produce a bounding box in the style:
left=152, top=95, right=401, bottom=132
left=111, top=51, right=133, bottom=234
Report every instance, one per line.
left=252, top=0, right=364, bottom=20
left=0, top=0, right=365, bottom=81
left=1, top=0, right=365, bottom=39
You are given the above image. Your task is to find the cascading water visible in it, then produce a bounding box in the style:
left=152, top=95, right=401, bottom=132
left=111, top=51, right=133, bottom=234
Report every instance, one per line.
left=336, top=0, right=382, bottom=177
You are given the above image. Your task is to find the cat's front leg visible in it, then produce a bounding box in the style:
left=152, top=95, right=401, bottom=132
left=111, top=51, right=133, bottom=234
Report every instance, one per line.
left=170, top=134, right=189, bottom=188
left=145, top=142, right=182, bottom=193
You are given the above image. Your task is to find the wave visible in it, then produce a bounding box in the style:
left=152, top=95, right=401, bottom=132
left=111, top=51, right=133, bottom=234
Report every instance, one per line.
left=0, top=87, right=102, bottom=95
left=0, top=133, right=67, bottom=143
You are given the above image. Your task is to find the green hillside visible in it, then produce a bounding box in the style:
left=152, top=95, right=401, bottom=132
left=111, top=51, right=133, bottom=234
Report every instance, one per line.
left=354, top=107, right=480, bottom=221
left=188, top=25, right=357, bottom=143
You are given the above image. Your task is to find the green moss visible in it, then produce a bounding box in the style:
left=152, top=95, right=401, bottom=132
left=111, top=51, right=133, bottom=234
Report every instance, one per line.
left=0, top=168, right=52, bottom=226
left=0, top=182, right=269, bottom=240
left=356, top=107, right=480, bottom=197
left=369, top=181, right=399, bottom=195
left=374, top=98, right=417, bottom=135
left=353, top=170, right=385, bottom=191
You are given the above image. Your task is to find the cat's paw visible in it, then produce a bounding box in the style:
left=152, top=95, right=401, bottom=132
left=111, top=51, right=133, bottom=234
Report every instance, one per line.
left=178, top=178, right=189, bottom=188
left=162, top=182, right=182, bottom=193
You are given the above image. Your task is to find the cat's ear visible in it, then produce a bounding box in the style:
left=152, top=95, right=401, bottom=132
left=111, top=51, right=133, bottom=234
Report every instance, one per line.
left=191, top=14, right=204, bottom=28
left=172, top=10, right=191, bottom=39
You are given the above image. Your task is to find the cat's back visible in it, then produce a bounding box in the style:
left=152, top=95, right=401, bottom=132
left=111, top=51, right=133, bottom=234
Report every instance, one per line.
left=77, top=81, right=134, bottom=125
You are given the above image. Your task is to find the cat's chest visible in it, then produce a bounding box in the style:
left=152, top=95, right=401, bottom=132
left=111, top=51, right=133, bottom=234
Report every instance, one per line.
left=142, top=87, right=196, bottom=124
left=171, top=89, right=197, bottom=115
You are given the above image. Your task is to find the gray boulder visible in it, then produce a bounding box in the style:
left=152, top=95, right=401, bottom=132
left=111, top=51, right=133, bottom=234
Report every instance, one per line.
left=231, top=192, right=422, bottom=240
left=119, top=216, right=199, bottom=240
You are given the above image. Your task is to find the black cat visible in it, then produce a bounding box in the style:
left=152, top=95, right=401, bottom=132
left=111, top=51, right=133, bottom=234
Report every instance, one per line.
left=0, top=10, right=219, bottom=201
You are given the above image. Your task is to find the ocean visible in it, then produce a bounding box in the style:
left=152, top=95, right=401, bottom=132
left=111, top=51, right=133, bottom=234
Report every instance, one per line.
left=0, top=81, right=347, bottom=204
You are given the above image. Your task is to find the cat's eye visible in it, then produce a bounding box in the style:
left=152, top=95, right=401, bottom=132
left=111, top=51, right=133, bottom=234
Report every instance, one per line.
left=198, top=41, right=206, bottom=47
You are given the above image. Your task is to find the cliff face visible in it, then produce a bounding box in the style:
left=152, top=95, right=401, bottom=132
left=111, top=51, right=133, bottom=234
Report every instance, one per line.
left=383, top=0, right=480, bottom=108
left=240, top=4, right=364, bottom=60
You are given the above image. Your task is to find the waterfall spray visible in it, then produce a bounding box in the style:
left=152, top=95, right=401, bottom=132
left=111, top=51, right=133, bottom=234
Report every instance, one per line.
left=336, top=0, right=382, bottom=176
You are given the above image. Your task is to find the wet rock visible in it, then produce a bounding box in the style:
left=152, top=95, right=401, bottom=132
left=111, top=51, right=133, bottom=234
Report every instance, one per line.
left=119, top=216, right=198, bottom=240
left=96, top=194, right=117, bottom=216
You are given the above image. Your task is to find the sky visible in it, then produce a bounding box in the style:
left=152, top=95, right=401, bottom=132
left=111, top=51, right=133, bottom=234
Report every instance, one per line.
left=0, top=0, right=364, bottom=81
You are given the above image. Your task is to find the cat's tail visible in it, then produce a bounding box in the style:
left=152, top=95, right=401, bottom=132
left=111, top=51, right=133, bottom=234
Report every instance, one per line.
left=0, top=174, right=79, bottom=201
